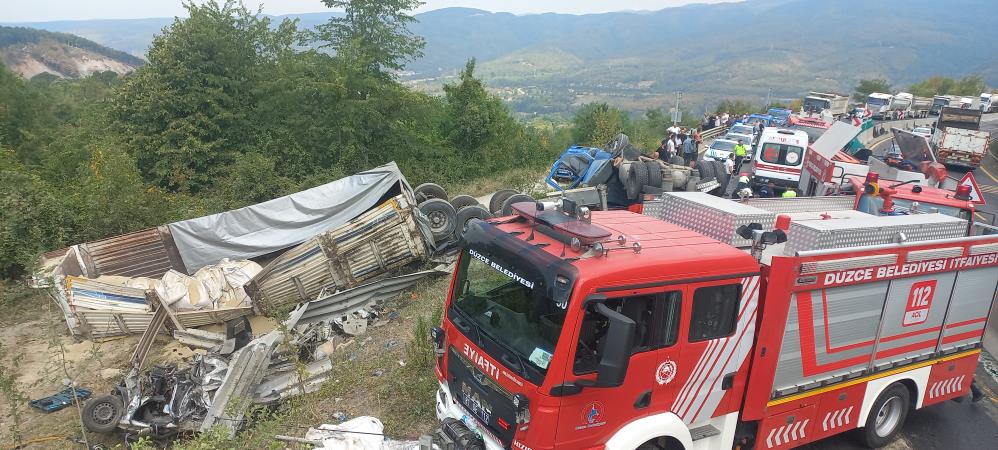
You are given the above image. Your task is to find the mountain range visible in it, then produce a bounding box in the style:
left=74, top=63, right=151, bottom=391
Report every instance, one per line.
left=4, top=0, right=997, bottom=113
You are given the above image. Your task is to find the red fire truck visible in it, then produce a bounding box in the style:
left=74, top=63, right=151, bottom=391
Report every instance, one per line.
left=431, top=192, right=998, bottom=450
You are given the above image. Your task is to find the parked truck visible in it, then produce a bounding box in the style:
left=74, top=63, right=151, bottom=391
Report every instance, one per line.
left=911, top=95, right=932, bottom=118
left=981, top=93, right=997, bottom=113
left=932, top=107, right=992, bottom=170
left=430, top=192, right=998, bottom=450
left=930, top=95, right=956, bottom=115
left=802, top=92, right=849, bottom=119
left=865, top=93, right=894, bottom=119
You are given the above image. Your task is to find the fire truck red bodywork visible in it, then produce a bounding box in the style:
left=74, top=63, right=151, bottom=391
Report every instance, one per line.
left=434, top=204, right=998, bottom=450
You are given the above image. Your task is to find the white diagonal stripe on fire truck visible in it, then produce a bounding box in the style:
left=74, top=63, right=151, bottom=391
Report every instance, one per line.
left=823, top=406, right=854, bottom=431
left=673, top=276, right=758, bottom=418
left=683, top=276, right=761, bottom=423
left=673, top=337, right=717, bottom=411
left=767, top=419, right=810, bottom=448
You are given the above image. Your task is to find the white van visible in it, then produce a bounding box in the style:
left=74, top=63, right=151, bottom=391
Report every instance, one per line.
left=749, top=128, right=809, bottom=188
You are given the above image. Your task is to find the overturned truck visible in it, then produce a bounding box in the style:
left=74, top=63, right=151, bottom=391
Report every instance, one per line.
left=33, top=162, right=434, bottom=339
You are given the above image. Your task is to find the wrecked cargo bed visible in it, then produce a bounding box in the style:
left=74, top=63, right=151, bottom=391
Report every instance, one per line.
left=32, top=162, right=434, bottom=339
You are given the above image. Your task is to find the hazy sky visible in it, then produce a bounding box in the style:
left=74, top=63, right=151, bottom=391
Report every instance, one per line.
left=4, top=0, right=736, bottom=22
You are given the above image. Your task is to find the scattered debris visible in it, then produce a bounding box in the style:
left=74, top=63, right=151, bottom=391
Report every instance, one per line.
left=29, top=387, right=92, bottom=413
left=298, top=416, right=426, bottom=450
left=385, top=339, right=400, bottom=350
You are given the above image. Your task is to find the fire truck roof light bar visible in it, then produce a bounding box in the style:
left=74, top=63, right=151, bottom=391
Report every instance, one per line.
left=794, top=234, right=998, bottom=258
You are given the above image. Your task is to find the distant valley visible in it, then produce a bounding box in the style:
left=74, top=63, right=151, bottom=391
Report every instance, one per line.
left=5, top=0, right=997, bottom=114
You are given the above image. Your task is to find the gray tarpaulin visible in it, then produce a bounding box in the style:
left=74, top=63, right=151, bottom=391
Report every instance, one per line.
left=169, top=162, right=412, bottom=273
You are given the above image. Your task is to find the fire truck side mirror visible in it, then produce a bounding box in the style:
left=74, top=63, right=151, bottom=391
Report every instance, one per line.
left=580, top=302, right=636, bottom=389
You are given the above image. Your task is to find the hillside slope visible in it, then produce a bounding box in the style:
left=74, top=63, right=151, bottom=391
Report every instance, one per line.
left=6, top=0, right=997, bottom=99
left=0, top=26, right=143, bottom=78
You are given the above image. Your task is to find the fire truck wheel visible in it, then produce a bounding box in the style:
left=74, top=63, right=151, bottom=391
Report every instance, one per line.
left=82, top=395, right=123, bottom=433
left=414, top=183, right=448, bottom=204
left=624, top=162, right=649, bottom=200
left=419, top=199, right=458, bottom=243
left=456, top=205, right=492, bottom=239
left=643, top=160, right=664, bottom=189
left=500, top=194, right=536, bottom=216
left=449, top=195, right=479, bottom=211
left=489, top=189, right=519, bottom=214
left=860, top=383, right=911, bottom=448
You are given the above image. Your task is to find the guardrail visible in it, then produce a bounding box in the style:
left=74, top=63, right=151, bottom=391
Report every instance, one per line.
left=700, top=126, right=729, bottom=142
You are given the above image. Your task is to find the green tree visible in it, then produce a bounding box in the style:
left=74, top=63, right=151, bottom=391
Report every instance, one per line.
left=853, top=79, right=892, bottom=102
left=0, top=151, right=71, bottom=277
left=910, top=75, right=986, bottom=97
left=571, top=102, right=626, bottom=147
left=109, top=1, right=298, bottom=193
left=714, top=99, right=756, bottom=116
left=317, top=0, right=425, bottom=83
left=442, top=59, right=515, bottom=152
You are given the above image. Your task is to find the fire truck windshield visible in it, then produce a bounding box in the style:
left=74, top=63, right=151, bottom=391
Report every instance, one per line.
left=450, top=249, right=567, bottom=380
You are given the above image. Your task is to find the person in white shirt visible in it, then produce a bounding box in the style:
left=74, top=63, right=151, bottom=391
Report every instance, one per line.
left=667, top=124, right=681, bottom=135
left=665, top=134, right=677, bottom=159
left=724, top=154, right=735, bottom=174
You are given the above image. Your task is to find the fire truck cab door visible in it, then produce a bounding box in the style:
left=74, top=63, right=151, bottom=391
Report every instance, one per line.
left=554, top=290, right=682, bottom=448
left=669, top=277, right=760, bottom=426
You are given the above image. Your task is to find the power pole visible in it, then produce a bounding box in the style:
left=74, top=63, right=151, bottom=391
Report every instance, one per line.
left=766, top=87, right=772, bottom=107
left=673, top=90, right=683, bottom=124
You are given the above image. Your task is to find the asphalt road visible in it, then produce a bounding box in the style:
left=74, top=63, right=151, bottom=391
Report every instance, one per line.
left=802, top=115, right=998, bottom=450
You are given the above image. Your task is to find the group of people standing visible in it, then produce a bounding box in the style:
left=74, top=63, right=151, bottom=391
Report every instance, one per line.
left=702, top=111, right=743, bottom=130
left=655, top=125, right=703, bottom=166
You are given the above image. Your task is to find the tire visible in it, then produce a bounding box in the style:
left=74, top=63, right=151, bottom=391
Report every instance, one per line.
left=860, top=384, right=911, bottom=448
left=643, top=160, right=663, bottom=189
left=695, top=161, right=716, bottom=183
left=489, top=189, right=519, bottom=214
left=625, top=162, right=649, bottom=200
left=449, top=195, right=479, bottom=211
left=500, top=194, right=536, bottom=216
left=82, top=395, right=123, bottom=433
left=414, top=183, right=448, bottom=204
left=418, top=199, right=458, bottom=243
left=456, top=205, right=492, bottom=239
left=670, top=155, right=686, bottom=166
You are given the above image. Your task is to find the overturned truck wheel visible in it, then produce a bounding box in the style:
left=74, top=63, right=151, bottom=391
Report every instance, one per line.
left=489, top=189, right=519, bottom=214
left=419, top=199, right=458, bottom=244
left=456, top=205, right=493, bottom=239
left=414, top=183, right=448, bottom=204
left=449, top=195, right=480, bottom=211
left=82, top=395, right=123, bottom=433
left=500, top=194, right=536, bottom=216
